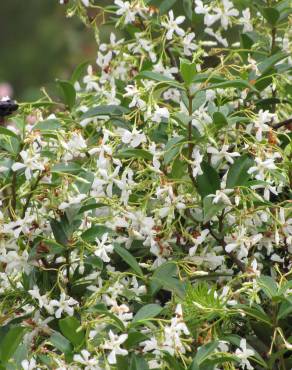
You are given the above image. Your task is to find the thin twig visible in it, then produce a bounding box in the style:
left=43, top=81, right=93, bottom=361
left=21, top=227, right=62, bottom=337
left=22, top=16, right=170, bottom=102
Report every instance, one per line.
left=21, top=172, right=44, bottom=218
left=272, top=117, right=292, bottom=130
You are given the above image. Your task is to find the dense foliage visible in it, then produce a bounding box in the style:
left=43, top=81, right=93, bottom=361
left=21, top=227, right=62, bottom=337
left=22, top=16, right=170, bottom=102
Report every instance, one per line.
left=0, top=0, right=291, bottom=369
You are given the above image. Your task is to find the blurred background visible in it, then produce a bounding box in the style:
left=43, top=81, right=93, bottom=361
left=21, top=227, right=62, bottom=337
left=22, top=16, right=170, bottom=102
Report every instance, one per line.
left=0, top=0, right=96, bottom=101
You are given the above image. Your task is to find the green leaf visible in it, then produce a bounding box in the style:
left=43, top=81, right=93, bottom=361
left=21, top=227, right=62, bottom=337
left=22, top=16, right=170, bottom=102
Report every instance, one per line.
left=203, top=196, right=225, bottom=223
left=164, top=352, right=185, bottom=370
left=180, top=59, right=197, bottom=85
left=164, top=136, right=184, bottom=165
left=213, top=112, right=228, bottom=128
left=235, top=304, right=272, bottom=326
left=88, top=304, right=125, bottom=331
left=85, top=256, right=103, bottom=269
left=50, top=219, right=68, bottom=246
left=262, top=7, right=280, bottom=26
left=183, top=0, right=193, bottom=20
left=150, top=262, right=186, bottom=298
left=202, top=79, right=258, bottom=93
left=71, top=60, right=89, bottom=83
left=81, top=105, right=129, bottom=119
left=158, top=0, right=176, bottom=14
left=57, top=79, right=76, bottom=110
left=81, top=225, right=112, bottom=242
left=197, top=162, right=220, bottom=198
left=132, top=304, right=163, bottom=324
left=51, top=162, right=82, bottom=174
left=59, top=316, right=85, bottom=347
left=0, top=126, right=20, bottom=140
left=49, top=332, right=73, bottom=355
left=226, top=154, right=254, bottom=188
left=129, top=354, right=150, bottom=370
left=257, top=275, right=278, bottom=299
left=277, top=298, right=292, bottom=320
left=124, top=331, right=149, bottom=349
left=194, top=340, right=219, bottom=365
left=258, top=51, right=287, bottom=74
left=116, top=148, right=153, bottom=161
left=114, top=244, right=143, bottom=276
left=136, top=71, right=181, bottom=88
left=34, top=119, right=61, bottom=131
left=0, top=326, right=26, bottom=364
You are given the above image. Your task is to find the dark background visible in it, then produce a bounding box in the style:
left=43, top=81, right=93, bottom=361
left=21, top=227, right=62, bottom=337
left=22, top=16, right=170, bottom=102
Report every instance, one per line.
left=0, top=1, right=96, bottom=101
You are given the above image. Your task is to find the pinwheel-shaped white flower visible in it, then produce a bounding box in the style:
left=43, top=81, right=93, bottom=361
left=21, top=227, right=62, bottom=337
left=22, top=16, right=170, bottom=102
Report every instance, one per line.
left=102, top=330, right=128, bottom=364
left=49, top=293, right=78, bottom=319
left=162, top=10, right=185, bottom=40
left=94, top=233, right=114, bottom=263
left=235, top=339, right=255, bottom=370
left=73, top=350, right=101, bottom=370
left=12, top=150, right=45, bottom=180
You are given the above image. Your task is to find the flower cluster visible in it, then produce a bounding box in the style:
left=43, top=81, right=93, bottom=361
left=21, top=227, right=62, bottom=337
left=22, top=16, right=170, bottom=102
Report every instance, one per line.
left=0, top=0, right=291, bottom=369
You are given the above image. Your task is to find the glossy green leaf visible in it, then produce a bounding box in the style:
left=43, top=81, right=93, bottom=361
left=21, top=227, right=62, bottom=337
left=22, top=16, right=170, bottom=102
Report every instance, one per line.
left=0, top=326, right=26, bottom=364
left=52, top=162, right=82, bottom=174
left=136, top=71, right=181, bottom=88
left=50, top=218, right=68, bottom=246
left=81, top=105, right=129, bottom=119
left=257, top=275, right=279, bottom=299
left=213, top=112, right=228, bottom=128
left=49, top=332, right=73, bottom=355
left=180, top=59, right=197, bottom=85
left=0, top=126, right=20, bottom=140
left=57, top=79, right=76, bottom=110
left=262, top=7, right=280, bottom=26
left=116, top=148, right=153, bottom=161
left=197, top=162, right=220, bottom=198
left=59, top=316, right=85, bottom=347
left=71, top=60, right=89, bottom=83
left=81, top=225, right=112, bottom=242
left=114, top=244, right=143, bottom=276
left=34, top=119, right=61, bottom=131
left=132, top=304, right=163, bottom=324
left=226, top=154, right=254, bottom=188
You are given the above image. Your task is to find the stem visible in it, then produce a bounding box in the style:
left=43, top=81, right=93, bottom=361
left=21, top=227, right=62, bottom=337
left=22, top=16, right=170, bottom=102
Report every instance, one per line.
left=21, top=172, right=44, bottom=218
left=187, top=92, right=197, bottom=187
left=272, top=117, right=292, bottom=130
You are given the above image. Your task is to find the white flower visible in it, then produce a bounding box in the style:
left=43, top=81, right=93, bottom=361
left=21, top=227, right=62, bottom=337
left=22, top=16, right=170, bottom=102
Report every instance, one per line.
left=162, top=10, right=185, bottom=40
left=117, top=127, right=146, bottom=148
left=12, top=150, right=46, bottom=180
left=253, top=110, right=276, bottom=141
left=151, top=106, right=170, bottom=123
left=0, top=250, right=31, bottom=275
left=114, top=0, right=136, bottom=24
left=235, top=339, right=255, bottom=370
left=58, top=193, right=87, bottom=210
left=208, top=188, right=233, bottom=206
left=102, top=330, right=128, bottom=364
left=241, top=8, right=253, bottom=32
left=248, top=157, right=277, bottom=181
left=21, top=358, right=37, bottom=370
left=123, top=85, right=146, bottom=110
left=94, top=233, right=114, bottom=263
left=205, top=0, right=239, bottom=29
left=189, top=229, right=210, bottom=256
left=194, top=0, right=210, bottom=15
left=191, top=148, right=203, bottom=178
left=207, top=145, right=240, bottom=165
left=73, top=350, right=101, bottom=370
left=183, top=32, right=197, bottom=56
left=49, top=293, right=78, bottom=318
left=225, top=228, right=262, bottom=260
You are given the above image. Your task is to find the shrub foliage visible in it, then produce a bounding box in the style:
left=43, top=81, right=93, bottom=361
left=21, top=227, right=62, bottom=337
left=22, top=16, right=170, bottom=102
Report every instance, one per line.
left=0, top=0, right=291, bottom=369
